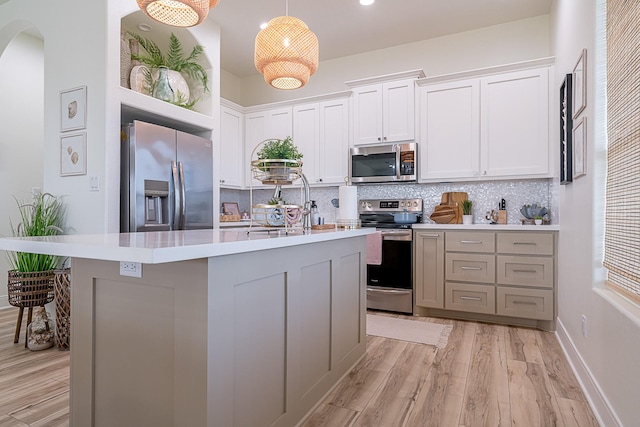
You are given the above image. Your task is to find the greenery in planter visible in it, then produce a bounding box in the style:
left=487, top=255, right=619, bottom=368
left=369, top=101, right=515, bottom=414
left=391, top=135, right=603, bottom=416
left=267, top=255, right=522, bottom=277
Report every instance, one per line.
left=256, top=136, right=303, bottom=163
left=128, top=31, right=209, bottom=108
left=8, top=193, right=65, bottom=272
left=461, top=200, right=473, bottom=215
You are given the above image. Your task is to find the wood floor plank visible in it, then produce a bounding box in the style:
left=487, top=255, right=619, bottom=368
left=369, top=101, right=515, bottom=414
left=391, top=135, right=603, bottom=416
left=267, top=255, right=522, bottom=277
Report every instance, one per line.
left=536, top=330, right=586, bottom=402
left=507, top=359, right=564, bottom=426
left=353, top=342, right=437, bottom=427
left=9, top=390, right=69, bottom=427
left=556, top=397, right=600, bottom=427
left=460, top=323, right=511, bottom=427
left=506, top=327, right=544, bottom=364
left=323, top=335, right=408, bottom=412
left=300, top=403, right=359, bottom=427
left=0, top=415, right=28, bottom=427
left=405, top=320, right=477, bottom=427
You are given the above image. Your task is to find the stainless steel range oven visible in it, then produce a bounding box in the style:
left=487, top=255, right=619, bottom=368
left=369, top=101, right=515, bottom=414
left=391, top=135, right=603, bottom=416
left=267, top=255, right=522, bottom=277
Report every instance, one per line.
left=359, top=198, right=423, bottom=314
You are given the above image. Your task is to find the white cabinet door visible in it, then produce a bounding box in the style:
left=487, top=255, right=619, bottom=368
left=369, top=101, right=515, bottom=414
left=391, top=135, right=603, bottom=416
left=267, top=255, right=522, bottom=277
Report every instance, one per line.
left=383, top=79, right=416, bottom=143
left=293, top=103, right=320, bottom=183
left=318, top=98, right=349, bottom=185
left=352, top=79, right=415, bottom=145
left=419, top=79, right=480, bottom=181
left=220, top=106, right=244, bottom=188
left=480, top=68, right=549, bottom=177
left=352, top=85, right=383, bottom=145
left=244, top=107, right=293, bottom=187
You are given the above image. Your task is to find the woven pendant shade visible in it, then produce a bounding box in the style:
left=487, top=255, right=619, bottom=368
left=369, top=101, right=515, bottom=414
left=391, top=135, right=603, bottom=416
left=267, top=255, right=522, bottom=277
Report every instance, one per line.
left=255, top=16, right=319, bottom=90
left=137, top=0, right=218, bottom=28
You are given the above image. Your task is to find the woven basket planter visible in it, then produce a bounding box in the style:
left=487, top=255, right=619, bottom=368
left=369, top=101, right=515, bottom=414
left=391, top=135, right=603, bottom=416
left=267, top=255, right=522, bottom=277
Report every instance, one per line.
left=7, top=270, right=55, bottom=308
left=54, top=268, right=71, bottom=350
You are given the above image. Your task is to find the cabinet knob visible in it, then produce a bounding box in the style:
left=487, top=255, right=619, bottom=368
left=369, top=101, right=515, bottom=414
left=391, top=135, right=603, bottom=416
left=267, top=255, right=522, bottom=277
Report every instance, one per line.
left=220, top=179, right=225, bottom=183
left=377, top=137, right=381, bottom=141
left=383, top=136, right=387, bottom=141
left=483, top=171, right=487, bottom=175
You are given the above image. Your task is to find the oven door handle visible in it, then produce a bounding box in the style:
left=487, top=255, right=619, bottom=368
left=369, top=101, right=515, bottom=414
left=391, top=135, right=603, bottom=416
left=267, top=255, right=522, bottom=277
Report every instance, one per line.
left=367, top=287, right=412, bottom=295
left=380, top=230, right=412, bottom=241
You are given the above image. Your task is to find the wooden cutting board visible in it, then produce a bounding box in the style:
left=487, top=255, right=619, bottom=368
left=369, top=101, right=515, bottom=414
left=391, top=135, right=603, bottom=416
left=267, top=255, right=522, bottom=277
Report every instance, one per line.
left=431, top=192, right=468, bottom=224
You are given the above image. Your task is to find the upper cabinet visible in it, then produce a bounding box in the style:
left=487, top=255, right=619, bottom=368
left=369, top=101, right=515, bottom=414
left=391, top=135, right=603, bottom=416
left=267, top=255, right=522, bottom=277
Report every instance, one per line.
left=347, top=70, right=425, bottom=146
left=244, top=106, right=293, bottom=188
left=220, top=102, right=244, bottom=188
left=417, top=61, right=552, bottom=183
left=293, top=96, right=350, bottom=185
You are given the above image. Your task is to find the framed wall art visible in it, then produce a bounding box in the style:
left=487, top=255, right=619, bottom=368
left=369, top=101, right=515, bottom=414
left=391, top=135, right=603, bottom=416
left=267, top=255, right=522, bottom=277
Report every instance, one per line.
left=560, top=73, right=573, bottom=184
left=60, top=86, right=87, bottom=131
left=572, top=49, right=587, bottom=119
left=60, top=132, right=87, bottom=176
left=222, top=202, right=240, bottom=216
left=572, top=116, right=587, bottom=179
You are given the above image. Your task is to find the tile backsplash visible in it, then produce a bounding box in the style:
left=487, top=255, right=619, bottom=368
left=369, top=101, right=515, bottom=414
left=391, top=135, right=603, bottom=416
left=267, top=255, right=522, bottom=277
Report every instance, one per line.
left=221, top=178, right=557, bottom=225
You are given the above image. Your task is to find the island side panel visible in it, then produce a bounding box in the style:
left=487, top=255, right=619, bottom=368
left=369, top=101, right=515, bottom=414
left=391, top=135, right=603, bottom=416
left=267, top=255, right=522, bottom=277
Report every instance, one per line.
left=70, top=258, right=209, bottom=427
left=207, top=236, right=367, bottom=427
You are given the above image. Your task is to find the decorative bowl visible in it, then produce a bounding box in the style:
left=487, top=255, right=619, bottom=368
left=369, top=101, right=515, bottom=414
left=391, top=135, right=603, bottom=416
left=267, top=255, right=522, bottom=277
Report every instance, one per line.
left=520, top=203, right=548, bottom=219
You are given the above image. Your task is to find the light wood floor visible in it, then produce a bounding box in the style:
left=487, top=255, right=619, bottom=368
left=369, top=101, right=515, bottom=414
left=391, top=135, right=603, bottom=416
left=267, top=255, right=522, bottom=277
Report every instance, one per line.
left=0, top=307, right=599, bottom=427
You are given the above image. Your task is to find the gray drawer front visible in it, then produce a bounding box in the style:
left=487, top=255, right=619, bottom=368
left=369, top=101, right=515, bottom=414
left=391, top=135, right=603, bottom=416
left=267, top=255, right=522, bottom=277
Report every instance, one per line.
left=446, top=253, right=495, bottom=283
left=445, top=282, right=495, bottom=315
left=446, top=231, right=495, bottom=253
left=497, top=256, right=554, bottom=288
left=497, top=287, right=554, bottom=320
left=497, top=232, right=554, bottom=255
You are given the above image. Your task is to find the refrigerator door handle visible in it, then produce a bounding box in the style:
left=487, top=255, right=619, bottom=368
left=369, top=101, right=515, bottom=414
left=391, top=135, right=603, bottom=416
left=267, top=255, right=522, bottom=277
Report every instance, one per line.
left=171, top=161, right=181, bottom=230
left=178, top=161, right=186, bottom=230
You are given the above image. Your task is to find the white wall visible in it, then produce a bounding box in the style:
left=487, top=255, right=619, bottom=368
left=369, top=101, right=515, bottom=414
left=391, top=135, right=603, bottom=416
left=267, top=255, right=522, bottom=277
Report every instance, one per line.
left=551, top=0, right=640, bottom=426
left=224, top=15, right=550, bottom=106
left=0, top=32, right=44, bottom=308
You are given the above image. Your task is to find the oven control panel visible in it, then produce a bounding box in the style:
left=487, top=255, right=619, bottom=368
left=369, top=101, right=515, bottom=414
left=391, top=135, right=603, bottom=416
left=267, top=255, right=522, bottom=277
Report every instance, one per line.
left=359, top=198, right=423, bottom=214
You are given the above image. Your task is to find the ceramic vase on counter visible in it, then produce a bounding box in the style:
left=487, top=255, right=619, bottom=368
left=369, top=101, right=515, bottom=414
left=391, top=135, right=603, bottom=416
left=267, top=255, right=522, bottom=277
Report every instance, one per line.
left=153, top=66, right=175, bottom=102
left=462, top=214, right=473, bottom=225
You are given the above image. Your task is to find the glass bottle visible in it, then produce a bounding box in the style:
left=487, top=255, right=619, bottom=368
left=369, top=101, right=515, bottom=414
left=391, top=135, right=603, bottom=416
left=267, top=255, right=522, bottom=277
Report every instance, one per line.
left=310, top=200, right=319, bottom=225
left=153, top=66, right=175, bottom=102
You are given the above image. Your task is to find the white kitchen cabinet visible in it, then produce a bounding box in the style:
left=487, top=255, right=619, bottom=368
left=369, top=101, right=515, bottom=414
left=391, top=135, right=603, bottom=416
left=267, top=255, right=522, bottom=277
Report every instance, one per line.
left=220, top=104, right=244, bottom=188
left=352, top=79, right=416, bottom=145
left=417, top=64, right=551, bottom=182
left=293, top=98, right=349, bottom=185
left=418, top=78, right=480, bottom=180
left=244, top=107, right=293, bottom=188
left=481, top=68, right=549, bottom=177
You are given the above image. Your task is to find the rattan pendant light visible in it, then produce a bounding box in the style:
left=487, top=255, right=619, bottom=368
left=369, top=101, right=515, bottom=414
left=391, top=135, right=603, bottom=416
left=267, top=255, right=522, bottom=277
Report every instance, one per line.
left=254, top=1, right=319, bottom=90
left=137, top=0, right=219, bottom=28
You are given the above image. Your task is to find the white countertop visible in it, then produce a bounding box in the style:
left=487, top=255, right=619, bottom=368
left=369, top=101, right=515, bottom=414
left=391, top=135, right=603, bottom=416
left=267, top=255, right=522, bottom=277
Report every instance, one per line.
left=413, top=223, right=560, bottom=231
left=0, top=228, right=374, bottom=264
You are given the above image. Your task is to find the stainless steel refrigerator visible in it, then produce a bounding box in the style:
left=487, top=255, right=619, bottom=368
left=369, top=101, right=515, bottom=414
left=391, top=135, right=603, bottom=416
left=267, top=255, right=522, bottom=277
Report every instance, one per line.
left=120, top=120, right=214, bottom=232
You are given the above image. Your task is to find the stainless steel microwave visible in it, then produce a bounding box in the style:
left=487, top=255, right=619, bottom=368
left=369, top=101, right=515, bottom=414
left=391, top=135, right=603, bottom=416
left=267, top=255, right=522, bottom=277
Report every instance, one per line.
left=349, top=143, right=417, bottom=183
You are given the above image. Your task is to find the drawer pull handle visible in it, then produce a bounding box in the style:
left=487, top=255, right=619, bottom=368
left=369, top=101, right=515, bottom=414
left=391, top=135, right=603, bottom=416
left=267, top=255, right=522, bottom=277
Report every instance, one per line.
left=422, top=233, right=440, bottom=237
left=513, top=269, right=537, bottom=273
left=513, top=300, right=537, bottom=305
left=460, top=296, right=482, bottom=301
left=513, top=242, right=537, bottom=245
left=460, top=266, right=482, bottom=271
left=460, top=240, right=483, bottom=244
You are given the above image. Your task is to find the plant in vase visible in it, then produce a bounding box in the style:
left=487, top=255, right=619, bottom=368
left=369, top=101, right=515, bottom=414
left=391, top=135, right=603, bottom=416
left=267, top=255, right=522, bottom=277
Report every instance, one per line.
left=6, top=193, right=66, bottom=347
left=534, top=215, right=543, bottom=225
left=461, top=200, right=473, bottom=225
left=127, top=31, right=209, bottom=109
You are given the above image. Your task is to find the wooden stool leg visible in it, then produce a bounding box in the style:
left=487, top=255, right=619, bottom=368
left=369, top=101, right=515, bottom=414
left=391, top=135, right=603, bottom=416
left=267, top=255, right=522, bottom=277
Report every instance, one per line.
left=25, top=307, right=34, bottom=349
left=14, top=306, right=24, bottom=343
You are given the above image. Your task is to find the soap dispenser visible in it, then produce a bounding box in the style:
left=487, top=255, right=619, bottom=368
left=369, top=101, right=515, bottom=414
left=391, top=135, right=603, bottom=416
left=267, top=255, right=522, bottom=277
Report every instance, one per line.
left=310, top=200, right=319, bottom=225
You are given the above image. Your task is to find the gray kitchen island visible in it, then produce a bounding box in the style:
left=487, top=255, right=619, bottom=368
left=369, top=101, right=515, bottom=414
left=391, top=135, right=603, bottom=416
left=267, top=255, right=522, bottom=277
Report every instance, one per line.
left=0, top=227, right=373, bottom=427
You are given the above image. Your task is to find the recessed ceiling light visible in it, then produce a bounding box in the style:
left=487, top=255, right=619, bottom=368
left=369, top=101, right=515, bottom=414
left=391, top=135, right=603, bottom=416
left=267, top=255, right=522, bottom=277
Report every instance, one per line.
left=137, top=23, right=152, bottom=32
left=360, top=0, right=374, bottom=5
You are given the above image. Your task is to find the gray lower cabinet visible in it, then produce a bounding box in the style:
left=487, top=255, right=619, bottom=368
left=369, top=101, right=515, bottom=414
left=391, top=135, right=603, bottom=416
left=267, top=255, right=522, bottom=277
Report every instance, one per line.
left=414, top=229, right=557, bottom=331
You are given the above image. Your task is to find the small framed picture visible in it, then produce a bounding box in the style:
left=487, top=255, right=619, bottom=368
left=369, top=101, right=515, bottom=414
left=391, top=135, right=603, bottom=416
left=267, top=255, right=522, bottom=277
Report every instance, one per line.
left=60, top=133, right=87, bottom=176
left=222, top=202, right=240, bottom=216
left=60, top=86, right=87, bottom=131
left=560, top=74, right=573, bottom=185
left=572, top=116, right=587, bottom=179
left=572, top=49, right=587, bottom=119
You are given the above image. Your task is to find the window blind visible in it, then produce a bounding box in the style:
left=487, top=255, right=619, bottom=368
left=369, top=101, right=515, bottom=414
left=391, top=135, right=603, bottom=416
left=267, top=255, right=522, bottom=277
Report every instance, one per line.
left=604, top=0, right=640, bottom=303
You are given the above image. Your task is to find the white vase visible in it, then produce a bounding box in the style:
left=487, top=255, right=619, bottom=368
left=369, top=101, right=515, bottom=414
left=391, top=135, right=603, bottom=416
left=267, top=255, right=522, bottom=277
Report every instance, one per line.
left=535, top=219, right=542, bottom=225
left=462, top=215, right=473, bottom=225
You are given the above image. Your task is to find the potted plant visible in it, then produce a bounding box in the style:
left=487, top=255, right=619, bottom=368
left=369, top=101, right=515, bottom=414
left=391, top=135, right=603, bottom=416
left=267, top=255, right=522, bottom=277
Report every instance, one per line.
left=127, top=31, right=209, bottom=109
left=461, top=200, right=473, bottom=225
left=534, top=215, right=543, bottom=225
left=253, top=136, right=303, bottom=184
left=6, top=193, right=65, bottom=346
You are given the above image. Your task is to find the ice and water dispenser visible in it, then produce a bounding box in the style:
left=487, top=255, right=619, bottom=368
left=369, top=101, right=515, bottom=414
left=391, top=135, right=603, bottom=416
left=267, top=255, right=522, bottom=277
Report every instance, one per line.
left=144, top=179, right=169, bottom=227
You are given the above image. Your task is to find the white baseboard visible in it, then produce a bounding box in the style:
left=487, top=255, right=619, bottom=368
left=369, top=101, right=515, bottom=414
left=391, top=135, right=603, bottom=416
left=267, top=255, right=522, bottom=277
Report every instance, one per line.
left=555, top=318, right=621, bottom=427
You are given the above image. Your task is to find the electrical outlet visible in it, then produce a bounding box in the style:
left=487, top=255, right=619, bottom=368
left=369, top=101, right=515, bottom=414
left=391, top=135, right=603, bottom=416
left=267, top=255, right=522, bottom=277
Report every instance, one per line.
left=581, top=314, right=587, bottom=337
left=90, top=176, right=100, bottom=192
left=120, top=261, right=142, bottom=278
